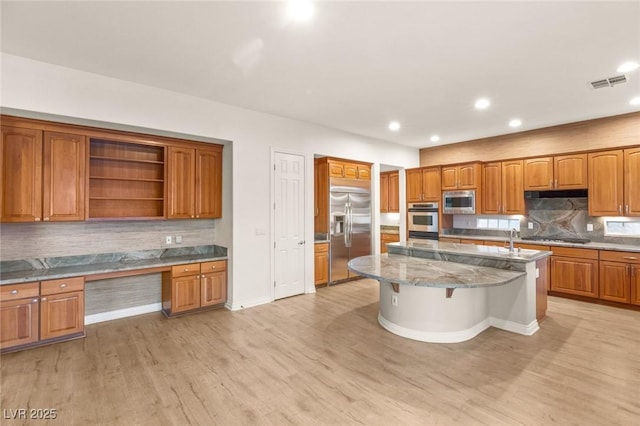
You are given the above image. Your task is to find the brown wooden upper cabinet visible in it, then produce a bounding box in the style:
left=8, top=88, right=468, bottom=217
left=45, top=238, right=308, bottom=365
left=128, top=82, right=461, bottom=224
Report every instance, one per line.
left=481, top=160, right=524, bottom=215
left=380, top=171, right=399, bottom=213
left=168, top=145, right=223, bottom=219
left=406, top=167, right=441, bottom=202
left=524, top=154, right=587, bottom=191
left=587, top=149, right=639, bottom=217
left=441, top=163, right=481, bottom=190
left=1, top=126, right=86, bottom=223
left=327, top=159, right=370, bottom=180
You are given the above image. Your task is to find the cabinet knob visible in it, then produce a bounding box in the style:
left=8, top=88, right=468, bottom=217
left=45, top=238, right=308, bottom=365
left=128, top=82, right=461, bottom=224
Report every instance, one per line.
left=41, top=297, right=47, bottom=302
left=191, top=215, right=195, bottom=218
left=10, top=289, right=18, bottom=295
left=184, top=268, right=188, bottom=272
left=196, top=215, right=199, bottom=218
left=44, top=217, right=50, bottom=221
left=35, top=217, right=41, bottom=222
left=32, top=298, right=39, bottom=303
left=60, top=283, right=67, bottom=288
left=211, top=266, right=216, bottom=269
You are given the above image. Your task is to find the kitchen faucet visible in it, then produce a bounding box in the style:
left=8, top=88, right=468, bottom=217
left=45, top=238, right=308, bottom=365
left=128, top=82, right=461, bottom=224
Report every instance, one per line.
left=509, top=228, right=518, bottom=252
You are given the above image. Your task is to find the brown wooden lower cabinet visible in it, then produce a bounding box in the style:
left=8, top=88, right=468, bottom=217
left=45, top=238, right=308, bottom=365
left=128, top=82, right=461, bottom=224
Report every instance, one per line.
left=162, top=260, right=227, bottom=316
left=380, top=233, right=400, bottom=253
left=1, top=277, right=85, bottom=353
left=438, top=237, right=461, bottom=243
left=550, top=247, right=599, bottom=298
left=599, top=250, right=640, bottom=305
left=314, top=243, right=329, bottom=285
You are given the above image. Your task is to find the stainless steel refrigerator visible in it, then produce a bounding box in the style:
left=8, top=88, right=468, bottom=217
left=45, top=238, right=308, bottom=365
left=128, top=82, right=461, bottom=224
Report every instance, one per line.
left=329, top=177, right=371, bottom=284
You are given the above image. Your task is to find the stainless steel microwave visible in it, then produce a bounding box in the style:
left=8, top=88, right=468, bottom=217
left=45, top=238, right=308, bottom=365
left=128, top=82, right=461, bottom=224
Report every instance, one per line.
left=443, top=190, right=475, bottom=214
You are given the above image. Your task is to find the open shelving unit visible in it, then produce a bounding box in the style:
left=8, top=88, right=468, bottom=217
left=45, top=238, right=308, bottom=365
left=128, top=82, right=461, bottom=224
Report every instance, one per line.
left=88, top=139, right=166, bottom=219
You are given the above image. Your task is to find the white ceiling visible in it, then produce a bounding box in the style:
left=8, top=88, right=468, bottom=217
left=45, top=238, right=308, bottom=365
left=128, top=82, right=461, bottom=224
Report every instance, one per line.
left=1, top=1, right=639, bottom=148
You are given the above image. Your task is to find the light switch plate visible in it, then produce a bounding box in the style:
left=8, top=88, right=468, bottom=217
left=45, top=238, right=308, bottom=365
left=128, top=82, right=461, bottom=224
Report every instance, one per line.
left=175, top=235, right=183, bottom=244
left=528, top=222, right=534, bottom=229
left=587, top=223, right=593, bottom=232
left=165, top=236, right=172, bottom=244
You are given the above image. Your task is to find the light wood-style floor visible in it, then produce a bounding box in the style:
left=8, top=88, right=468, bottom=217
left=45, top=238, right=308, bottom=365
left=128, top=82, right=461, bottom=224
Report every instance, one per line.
left=2, top=279, right=639, bottom=425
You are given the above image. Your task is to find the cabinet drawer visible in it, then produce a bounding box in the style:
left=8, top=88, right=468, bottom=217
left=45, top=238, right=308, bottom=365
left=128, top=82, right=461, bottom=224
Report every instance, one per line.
left=515, top=243, right=551, bottom=251
left=200, top=260, right=227, bottom=273
left=41, top=276, right=84, bottom=296
left=1, top=282, right=39, bottom=302
left=172, top=263, right=201, bottom=277
left=381, top=234, right=400, bottom=242
left=551, top=246, right=598, bottom=260
left=315, top=243, right=329, bottom=253
left=599, top=250, right=640, bottom=264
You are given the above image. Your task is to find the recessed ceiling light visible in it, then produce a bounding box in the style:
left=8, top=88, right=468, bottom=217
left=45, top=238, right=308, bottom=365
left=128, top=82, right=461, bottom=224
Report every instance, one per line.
left=430, top=135, right=440, bottom=142
left=286, top=0, right=314, bottom=22
left=630, top=96, right=640, bottom=106
left=617, top=61, right=639, bottom=73
left=509, top=119, right=522, bottom=128
left=474, top=98, right=491, bottom=110
left=388, top=121, right=401, bottom=131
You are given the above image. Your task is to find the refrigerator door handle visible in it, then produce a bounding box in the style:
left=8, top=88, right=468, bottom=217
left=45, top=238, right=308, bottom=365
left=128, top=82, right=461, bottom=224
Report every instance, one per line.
left=345, top=203, right=352, bottom=248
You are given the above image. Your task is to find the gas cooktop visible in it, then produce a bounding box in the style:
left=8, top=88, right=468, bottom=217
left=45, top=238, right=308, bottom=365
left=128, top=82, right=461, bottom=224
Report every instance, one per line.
left=521, top=236, right=591, bottom=244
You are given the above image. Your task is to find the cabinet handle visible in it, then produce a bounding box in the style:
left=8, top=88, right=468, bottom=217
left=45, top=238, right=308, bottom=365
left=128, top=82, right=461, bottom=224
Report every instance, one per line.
left=554, top=179, right=558, bottom=188
left=623, top=256, right=638, bottom=260
left=618, top=205, right=622, bottom=215
left=60, top=283, right=67, bottom=288
left=43, top=217, right=50, bottom=221
left=41, top=297, right=47, bottom=302
left=32, top=298, right=39, bottom=303
left=10, top=289, right=18, bottom=295
left=191, top=215, right=195, bottom=218
left=549, top=179, right=553, bottom=188
left=626, top=205, right=630, bottom=215
left=196, top=215, right=199, bottom=218
left=35, top=217, right=41, bottom=222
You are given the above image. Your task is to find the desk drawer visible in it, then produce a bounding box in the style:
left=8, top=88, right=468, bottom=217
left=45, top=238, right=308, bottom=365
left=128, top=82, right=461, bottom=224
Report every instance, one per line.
left=172, top=263, right=201, bottom=278
left=1, top=282, right=39, bottom=302
left=41, top=276, right=84, bottom=296
left=201, top=260, right=227, bottom=273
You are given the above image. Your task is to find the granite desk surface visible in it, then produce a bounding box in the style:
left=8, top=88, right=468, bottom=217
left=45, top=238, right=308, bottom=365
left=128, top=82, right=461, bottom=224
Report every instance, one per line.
left=388, top=240, right=551, bottom=263
left=348, top=254, right=525, bottom=289
left=0, top=245, right=227, bottom=286
left=441, top=234, right=640, bottom=253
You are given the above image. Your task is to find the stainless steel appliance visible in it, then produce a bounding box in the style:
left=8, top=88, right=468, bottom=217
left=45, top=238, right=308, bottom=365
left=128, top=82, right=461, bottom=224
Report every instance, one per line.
left=408, top=202, right=439, bottom=241
left=443, top=190, right=476, bottom=214
left=329, top=177, right=371, bottom=283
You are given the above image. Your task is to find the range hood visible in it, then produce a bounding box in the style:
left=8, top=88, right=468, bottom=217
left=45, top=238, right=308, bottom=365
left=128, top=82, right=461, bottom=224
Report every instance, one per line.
left=525, top=189, right=588, bottom=199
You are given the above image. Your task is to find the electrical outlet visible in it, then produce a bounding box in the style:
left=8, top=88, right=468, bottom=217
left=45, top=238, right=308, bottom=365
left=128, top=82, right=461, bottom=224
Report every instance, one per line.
left=175, top=235, right=183, bottom=244
left=391, top=294, right=398, bottom=306
left=165, top=236, right=172, bottom=244
left=528, top=222, right=534, bottom=230
left=587, top=223, right=593, bottom=232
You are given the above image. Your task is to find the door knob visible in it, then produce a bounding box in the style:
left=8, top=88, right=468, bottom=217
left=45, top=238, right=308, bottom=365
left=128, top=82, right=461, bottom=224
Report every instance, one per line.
left=298, top=240, right=306, bottom=245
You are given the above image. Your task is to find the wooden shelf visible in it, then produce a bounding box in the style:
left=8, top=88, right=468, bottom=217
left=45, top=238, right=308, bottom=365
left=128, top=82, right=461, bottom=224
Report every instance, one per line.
left=89, top=197, right=164, bottom=201
left=90, top=176, right=164, bottom=183
left=89, top=155, right=164, bottom=165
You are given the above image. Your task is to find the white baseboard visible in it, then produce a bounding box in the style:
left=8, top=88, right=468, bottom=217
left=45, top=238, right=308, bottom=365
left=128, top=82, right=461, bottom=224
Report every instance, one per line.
left=85, top=303, right=162, bottom=325
left=228, top=296, right=272, bottom=311
left=490, top=317, right=540, bottom=336
left=378, top=313, right=492, bottom=343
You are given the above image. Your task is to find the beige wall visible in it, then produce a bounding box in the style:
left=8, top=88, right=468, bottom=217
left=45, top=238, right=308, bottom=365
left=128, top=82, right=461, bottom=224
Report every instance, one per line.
left=420, top=112, right=640, bottom=166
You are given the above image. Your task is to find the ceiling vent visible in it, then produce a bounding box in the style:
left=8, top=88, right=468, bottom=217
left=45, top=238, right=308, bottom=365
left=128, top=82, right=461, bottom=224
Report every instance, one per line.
left=590, top=74, right=628, bottom=89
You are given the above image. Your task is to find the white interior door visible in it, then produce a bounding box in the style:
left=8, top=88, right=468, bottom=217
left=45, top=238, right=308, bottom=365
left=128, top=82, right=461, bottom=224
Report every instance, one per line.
left=273, top=151, right=306, bottom=299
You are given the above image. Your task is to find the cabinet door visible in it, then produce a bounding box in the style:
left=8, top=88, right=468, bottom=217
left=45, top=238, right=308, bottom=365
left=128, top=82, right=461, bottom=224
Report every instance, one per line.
left=380, top=173, right=389, bottom=213
left=328, top=161, right=344, bottom=178
left=524, top=157, right=553, bottom=190
left=550, top=256, right=598, bottom=298
left=625, top=147, right=640, bottom=216
left=343, top=163, right=358, bottom=179
left=171, top=275, right=201, bottom=313
left=555, top=153, right=587, bottom=189
left=195, top=148, right=222, bottom=219
left=458, top=163, right=480, bottom=189
left=0, top=297, right=39, bottom=349
left=43, top=132, right=86, bottom=222
left=167, top=146, right=195, bottom=219
left=388, top=172, right=399, bottom=213
left=314, top=160, right=329, bottom=234
left=357, top=165, right=371, bottom=180
left=589, top=150, right=623, bottom=216
left=501, top=160, right=524, bottom=214
left=441, top=166, right=457, bottom=190
left=599, top=261, right=630, bottom=303
left=201, top=272, right=227, bottom=307
left=406, top=169, right=423, bottom=202
left=40, top=290, right=84, bottom=340
left=631, top=265, right=640, bottom=306
left=314, top=249, right=329, bottom=284
left=482, top=162, right=501, bottom=214
left=0, top=126, right=43, bottom=222
left=422, top=167, right=441, bottom=202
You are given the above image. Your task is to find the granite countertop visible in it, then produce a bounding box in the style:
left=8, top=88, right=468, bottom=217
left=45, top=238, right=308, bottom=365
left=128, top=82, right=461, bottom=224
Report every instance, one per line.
left=443, top=234, right=640, bottom=253
left=348, top=254, right=525, bottom=289
left=389, top=240, right=551, bottom=264
left=380, top=225, right=400, bottom=235
left=315, top=240, right=329, bottom=244
left=0, top=245, right=227, bottom=285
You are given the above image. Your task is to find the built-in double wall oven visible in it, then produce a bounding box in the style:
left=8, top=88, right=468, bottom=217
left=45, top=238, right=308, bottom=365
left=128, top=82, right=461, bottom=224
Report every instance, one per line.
left=408, top=202, right=439, bottom=241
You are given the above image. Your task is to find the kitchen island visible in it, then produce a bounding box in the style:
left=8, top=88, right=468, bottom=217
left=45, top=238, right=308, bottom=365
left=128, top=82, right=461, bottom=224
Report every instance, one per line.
left=348, top=241, right=551, bottom=343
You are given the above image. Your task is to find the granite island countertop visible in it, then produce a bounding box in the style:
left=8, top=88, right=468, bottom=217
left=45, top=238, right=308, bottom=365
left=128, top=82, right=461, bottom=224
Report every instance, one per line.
left=348, top=254, right=525, bottom=289
left=0, top=245, right=228, bottom=285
